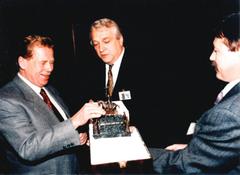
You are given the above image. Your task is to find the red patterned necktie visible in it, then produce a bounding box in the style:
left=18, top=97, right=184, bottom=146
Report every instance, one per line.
left=40, top=89, right=64, bottom=122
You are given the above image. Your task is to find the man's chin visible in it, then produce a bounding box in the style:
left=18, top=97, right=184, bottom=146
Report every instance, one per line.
left=102, top=57, right=111, bottom=63
left=40, top=80, right=49, bottom=86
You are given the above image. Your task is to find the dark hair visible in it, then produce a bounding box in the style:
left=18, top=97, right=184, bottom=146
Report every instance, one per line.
left=214, top=12, right=240, bottom=51
left=18, top=35, right=54, bottom=58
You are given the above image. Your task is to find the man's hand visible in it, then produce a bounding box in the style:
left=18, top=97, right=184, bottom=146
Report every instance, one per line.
left=79, top=132, right=88, bottom=145
left=70, top=101, right=105, bottom=129
left=118, top=161, right=127, bottom=168
left=165, top=144, right=187, bottom=151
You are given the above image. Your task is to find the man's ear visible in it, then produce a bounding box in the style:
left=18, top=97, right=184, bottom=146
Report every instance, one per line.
left=120, top=35, right=124, bottom=46
left=18, top=56, right=27, bottom=69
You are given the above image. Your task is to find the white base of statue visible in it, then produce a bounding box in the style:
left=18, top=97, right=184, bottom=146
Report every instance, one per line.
left=89, top=124, right=151, bottom=165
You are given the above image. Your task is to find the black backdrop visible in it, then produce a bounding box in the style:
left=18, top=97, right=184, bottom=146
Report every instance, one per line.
left=0, top=0, right=239, bottom=147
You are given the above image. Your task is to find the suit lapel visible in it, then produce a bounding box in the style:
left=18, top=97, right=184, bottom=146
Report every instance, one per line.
left=220, top=82, right=240, bottom=103
left=45, top=86, right=71, bottom=118
left=12, top=76, right=68, bottom=122
left=112, top=50, right=132, bottom=100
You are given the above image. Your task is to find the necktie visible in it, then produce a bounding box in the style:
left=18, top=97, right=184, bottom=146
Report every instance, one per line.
left=40, top=89, right=64, bottom=122
left=107, top=64, right=114, bottom=97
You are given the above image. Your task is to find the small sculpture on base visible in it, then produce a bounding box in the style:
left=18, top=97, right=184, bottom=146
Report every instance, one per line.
left=92, top=99, right=130, bottom=139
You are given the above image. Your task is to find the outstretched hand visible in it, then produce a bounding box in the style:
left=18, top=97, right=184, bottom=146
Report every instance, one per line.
left=70, top=101, right=105, bottom=129
left=165, top=144, right=187, bottom=151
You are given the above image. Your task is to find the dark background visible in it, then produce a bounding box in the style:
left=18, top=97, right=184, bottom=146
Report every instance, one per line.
left=0, top=0, right=239, bottom=147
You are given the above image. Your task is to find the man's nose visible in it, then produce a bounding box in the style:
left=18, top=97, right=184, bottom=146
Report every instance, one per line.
left=99, top=43, right=105, bottom=52
left=46, top=62, right=54, bottom=72
left=209, top=52, right=215, bottom=61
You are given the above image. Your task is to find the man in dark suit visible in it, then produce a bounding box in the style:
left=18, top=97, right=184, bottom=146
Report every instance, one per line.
left=0, top=35, right=105, bottom=174
left=149, top=12, right=240, bottom=173
left=88, top=17, right=146, bottom=130
left=86, top=17, right=154, bottom=173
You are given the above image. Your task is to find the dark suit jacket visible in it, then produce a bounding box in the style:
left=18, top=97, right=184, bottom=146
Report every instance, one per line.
left=77, top=47, right=164, bottom=147
left=149, top=82, right=240, bottom=173
left=0, top=75, right=82, bottom=174
left=84, top=48, right=146, bottom=128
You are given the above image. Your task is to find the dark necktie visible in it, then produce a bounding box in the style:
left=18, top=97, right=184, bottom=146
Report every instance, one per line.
left=107, top=64, right=114, bottom=97
left=40, top=89, right=64, bottom=122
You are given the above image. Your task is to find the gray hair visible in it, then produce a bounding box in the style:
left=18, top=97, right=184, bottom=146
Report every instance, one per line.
left=89, top=18, right=123, bottom=45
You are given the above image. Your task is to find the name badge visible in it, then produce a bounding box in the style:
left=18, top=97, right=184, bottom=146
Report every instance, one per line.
left=186, top=122, right=196, bottom=135
left=119, top=90, right=131, bottom=100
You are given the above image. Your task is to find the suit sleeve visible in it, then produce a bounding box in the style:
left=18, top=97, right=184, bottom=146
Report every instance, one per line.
left=149, top=107, right=240, bottom=173
left=0, top=98, right=81, bottom=161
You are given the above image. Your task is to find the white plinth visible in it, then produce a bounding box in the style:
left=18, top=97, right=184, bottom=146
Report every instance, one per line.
left=89, top=124, right=151, bottom=165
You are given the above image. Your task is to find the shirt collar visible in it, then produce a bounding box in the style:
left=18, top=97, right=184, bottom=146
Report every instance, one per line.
left=221, top=79, right=240, bottom=97
left=105, top=48, right=125, bottom=87
left=106, top=48, right=125, bottom=70
left=17, top=72, right=42, bottom=94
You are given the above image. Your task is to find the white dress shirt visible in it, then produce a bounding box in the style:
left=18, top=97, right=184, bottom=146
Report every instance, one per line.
left=105, top=48, right=125, bottom=89
left=215, top=79, right=240, bottom=105
left=18, top=73, right=67, bottom=120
